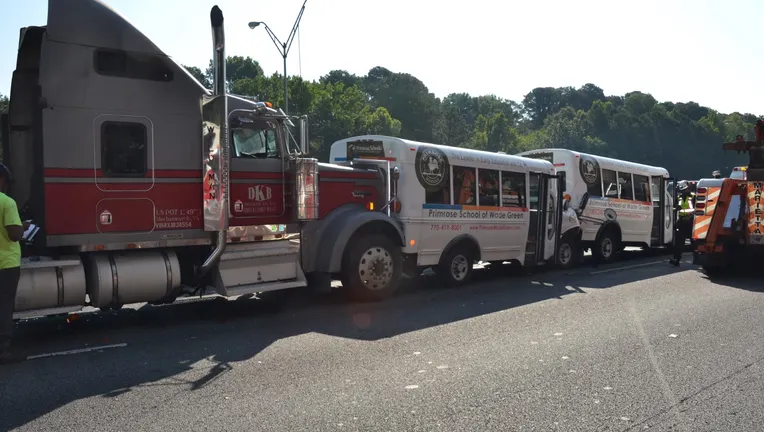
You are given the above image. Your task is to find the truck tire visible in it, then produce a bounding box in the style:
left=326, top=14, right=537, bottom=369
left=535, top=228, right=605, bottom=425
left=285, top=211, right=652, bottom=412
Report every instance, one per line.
left=438, top=244, right=476, bottom=287
left=594, top=229, right=619, bottom=264
left=557, top=234, right=581, bottom=269
left=340, top=234, right=402, bottom=302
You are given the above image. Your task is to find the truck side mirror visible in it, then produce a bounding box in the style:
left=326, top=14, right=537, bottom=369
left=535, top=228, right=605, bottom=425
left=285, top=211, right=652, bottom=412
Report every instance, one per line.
left=298, top=115, right=309, bottom=154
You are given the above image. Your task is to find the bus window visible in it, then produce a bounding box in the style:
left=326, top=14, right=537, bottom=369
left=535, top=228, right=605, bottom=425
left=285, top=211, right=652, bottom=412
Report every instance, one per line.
left=425, top=168, right=451, bottom=205
left=650, top=177, right=661, bottom=203
left=453, top=166, right=477, bottom=205
left=478, top=169, right=500, bottom=207
left=603, top=169, right=618, bottom=198
left=618, top=172, right=634, bottom=200
left=633, top=174, right=650, bottom=202
left=501, top=171, right=526, bottom=208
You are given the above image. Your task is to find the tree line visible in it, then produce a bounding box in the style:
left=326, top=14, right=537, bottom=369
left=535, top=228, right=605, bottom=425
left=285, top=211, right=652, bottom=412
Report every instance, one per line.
left=185, top=57, right=751, bottom=179
left=0, top=56, right=753, bottom=179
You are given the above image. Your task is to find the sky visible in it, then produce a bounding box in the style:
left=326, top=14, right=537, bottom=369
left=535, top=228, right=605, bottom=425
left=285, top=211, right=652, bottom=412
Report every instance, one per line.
left=0, top=0, right=761, bottom=115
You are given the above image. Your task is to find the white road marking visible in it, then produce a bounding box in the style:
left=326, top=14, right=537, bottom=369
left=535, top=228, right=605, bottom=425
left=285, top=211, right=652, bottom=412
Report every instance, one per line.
left=589, top=260, right=666, bottom=275
left=26, top=343, right=127, bottom=360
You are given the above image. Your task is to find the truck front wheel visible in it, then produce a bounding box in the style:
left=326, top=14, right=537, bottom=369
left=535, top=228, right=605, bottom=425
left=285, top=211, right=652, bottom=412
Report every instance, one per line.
left=341, top=234, right=402, bottom=302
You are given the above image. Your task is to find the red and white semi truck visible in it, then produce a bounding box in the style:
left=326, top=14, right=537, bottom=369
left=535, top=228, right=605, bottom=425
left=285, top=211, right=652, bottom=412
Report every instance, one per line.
left=1, top=0, right=406, bottom=318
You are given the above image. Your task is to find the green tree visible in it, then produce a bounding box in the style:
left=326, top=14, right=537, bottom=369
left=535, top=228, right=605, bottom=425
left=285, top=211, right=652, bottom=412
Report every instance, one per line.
left=183, top=65, right=207, bottom=88
left=468, top=113, right=520, bottom=153
left=308, top=82, right=401, bottom=160
left=0, top=93, right=8, bottom=114
left=202, top=56, right=264, bottom=91
left=363, top=66, right=444, bottom=143
left=182, top=56, right=756, bottom=177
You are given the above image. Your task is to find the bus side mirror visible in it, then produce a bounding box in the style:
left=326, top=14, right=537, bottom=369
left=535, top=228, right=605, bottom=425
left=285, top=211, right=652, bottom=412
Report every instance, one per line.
left=298, top=115, right=309, bottom=154
left=579, top=192, right=590, bottom=212
left=391, top=166, right=400, bottom=181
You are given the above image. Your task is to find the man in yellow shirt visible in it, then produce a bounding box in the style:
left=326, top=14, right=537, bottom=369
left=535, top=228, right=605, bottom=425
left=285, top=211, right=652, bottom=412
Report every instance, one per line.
left=670, top=182, right=694, bottom=267
left=0, top=164, right=25, bottom=363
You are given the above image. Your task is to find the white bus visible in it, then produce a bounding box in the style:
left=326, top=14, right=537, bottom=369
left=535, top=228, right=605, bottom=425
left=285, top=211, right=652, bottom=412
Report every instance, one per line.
left=329, top=136, right=580, bottom=286
left=517, top=149, right=674, bottom=263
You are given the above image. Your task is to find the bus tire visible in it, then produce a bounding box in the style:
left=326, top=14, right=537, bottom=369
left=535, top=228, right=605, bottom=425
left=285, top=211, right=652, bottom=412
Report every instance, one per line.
left=557, top=235, right=580, bottom=269
left=594, top=228, right=619, bottom=264
left=438, top=245, right=476, bottom=287
left=340, top=234, right=402, bottom=302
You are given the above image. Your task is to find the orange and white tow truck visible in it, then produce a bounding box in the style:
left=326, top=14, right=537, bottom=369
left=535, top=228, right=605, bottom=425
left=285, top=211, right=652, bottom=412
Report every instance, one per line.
left=692, top=122, right=764, bottom=274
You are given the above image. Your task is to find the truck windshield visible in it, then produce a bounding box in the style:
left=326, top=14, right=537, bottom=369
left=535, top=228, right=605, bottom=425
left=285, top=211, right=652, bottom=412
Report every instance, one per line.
left=232, top=119, right=279, bottom=158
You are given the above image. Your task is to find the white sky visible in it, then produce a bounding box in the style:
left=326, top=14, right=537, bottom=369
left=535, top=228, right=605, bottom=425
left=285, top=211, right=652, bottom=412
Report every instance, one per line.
left=0, top=0, right=761, bottom=115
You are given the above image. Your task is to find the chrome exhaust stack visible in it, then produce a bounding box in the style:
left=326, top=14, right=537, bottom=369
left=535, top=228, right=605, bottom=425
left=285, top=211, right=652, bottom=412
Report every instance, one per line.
left=198, top=5, right=230, bottom=279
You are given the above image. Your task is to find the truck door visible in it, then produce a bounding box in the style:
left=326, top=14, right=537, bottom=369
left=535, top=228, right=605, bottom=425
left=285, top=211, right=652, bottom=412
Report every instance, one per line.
left=525, top=173, right=560, bottom=266
left=228, top=116, right=289, bottom=225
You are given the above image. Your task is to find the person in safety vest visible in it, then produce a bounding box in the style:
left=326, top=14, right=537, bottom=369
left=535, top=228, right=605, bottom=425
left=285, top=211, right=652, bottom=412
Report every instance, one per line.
left=670, top=181, right=694, bottom=266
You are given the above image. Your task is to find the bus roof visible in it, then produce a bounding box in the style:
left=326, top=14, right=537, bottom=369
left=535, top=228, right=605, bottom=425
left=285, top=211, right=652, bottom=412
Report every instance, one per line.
left=330, top=135, right=555, bottom=172
left=517, top=148, right=670, bottom=177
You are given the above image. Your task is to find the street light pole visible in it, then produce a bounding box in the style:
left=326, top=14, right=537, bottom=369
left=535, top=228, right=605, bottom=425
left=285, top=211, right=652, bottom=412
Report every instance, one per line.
left=248, top=0, right=307, bottom=115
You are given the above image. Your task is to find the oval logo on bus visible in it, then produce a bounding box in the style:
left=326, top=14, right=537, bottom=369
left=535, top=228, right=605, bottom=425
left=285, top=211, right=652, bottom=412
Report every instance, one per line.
left=415, top=146, right=449, bottom=192
left=604, top=208, right=617, bottom=221
left=579, top=155, right=600, bottom=186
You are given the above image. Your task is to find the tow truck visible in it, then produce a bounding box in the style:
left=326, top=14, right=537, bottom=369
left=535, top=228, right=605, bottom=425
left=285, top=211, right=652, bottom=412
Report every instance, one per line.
left=1, top=0, right=406, bottom=319
left=730, top=165, right=747, bottom=180
left=692, top=122, right=764, bottom=274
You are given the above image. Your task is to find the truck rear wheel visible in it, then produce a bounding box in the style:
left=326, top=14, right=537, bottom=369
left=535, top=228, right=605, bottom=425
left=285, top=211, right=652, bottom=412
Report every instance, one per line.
left=340, top=234, right=402, bottom=302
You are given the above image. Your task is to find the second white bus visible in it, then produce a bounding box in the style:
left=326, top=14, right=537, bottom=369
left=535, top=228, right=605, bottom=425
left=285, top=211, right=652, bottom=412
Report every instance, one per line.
left=517, top=149, right=674, bottom=264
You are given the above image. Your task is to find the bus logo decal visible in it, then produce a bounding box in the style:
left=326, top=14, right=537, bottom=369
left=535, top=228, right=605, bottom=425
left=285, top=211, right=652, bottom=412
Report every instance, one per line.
left=415, top=146, right=449, bottom=192
left=579, top=155, right=600, bottom=186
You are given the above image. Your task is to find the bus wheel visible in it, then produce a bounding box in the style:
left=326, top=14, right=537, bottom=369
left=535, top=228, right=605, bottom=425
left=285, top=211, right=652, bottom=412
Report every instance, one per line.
left=557, top=237, right=580, bottom=269
left=341, top=234, right=402, bottom=302
left=594, top=230, right=619, bottom=264
left=439, top=246, right=476, bottom=287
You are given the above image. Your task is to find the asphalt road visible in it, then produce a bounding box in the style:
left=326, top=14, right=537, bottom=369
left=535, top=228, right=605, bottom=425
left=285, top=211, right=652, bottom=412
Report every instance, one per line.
left=1, top=250, right=763, bottom=432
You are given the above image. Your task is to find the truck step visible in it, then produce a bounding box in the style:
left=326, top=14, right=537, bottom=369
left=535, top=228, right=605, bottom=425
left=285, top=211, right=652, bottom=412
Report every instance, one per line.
left=213, top=240, right=307, bottom=296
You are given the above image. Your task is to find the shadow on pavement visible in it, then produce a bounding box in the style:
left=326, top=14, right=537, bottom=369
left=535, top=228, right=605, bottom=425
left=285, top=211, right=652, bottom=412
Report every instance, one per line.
left=0, top=246, right=678, bottom=430
left=698, top=265, right=764, bottom=293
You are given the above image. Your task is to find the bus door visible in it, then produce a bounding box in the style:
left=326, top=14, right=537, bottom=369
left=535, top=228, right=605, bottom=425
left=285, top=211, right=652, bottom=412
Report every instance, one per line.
left=525, top=173, right=561, bottom=266
left=650, top=176, right=674, bottom=246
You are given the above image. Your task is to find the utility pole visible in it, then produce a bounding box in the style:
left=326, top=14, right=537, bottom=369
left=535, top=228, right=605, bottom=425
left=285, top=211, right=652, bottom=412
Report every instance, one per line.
left=248, top=0, right=307, bottom=115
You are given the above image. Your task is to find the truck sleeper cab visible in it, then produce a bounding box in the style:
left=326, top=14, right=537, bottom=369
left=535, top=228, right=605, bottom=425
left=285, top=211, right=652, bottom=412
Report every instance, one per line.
left=517, top=149, right=674, bottom=263
left=330, top=135, right=580, bottom=286
left=3, top=0, right=405, bottom=319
